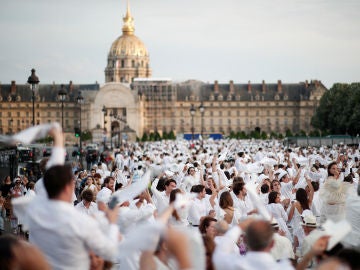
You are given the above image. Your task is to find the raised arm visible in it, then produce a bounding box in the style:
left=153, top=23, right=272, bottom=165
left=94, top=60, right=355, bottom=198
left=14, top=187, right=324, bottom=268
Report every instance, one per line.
left=46, top=124, right=65, bottom=169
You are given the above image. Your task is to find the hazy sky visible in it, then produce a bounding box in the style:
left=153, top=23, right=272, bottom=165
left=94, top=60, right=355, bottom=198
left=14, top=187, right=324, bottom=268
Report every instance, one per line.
left=1, top=0, right=359, bottom=88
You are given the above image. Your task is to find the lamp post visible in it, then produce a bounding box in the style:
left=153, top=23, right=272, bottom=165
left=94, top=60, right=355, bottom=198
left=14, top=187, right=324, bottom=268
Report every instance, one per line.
left=76, top=91, right=84, bottom=167
left=58, top=85, right=67, bottom=130
left=199, top=102, right=205, bottom=140
left=109, top=111, right=113, bottom=150
left=27, top=69, right=39, bottom=166
left=27, top=69, right=40, bottom=126
left=190, top=104, right=195, bottom=140
left=102, top=106, right=107, bottom=149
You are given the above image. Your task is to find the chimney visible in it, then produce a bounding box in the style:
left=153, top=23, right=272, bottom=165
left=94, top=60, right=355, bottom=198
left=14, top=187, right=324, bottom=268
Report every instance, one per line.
left=229, top=80, right=234, bottom=94
left=314, top=80, right=319, bottom=88
left=262, top=80, right=266, bottom=93
left=247, top=80, right=252, bottom=93
left=214, top=80, right=219, bottom=93
left=277, top=80, right=282, bottom=93
left=10, top=81, right=16, bottom=95
left=305, top=80, right=309, bottom=88
left=69, top=81, right=73, bottom=91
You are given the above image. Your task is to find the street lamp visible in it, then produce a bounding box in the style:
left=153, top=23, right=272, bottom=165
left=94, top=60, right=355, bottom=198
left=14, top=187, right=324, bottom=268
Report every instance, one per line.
left=76, top=91, right=84, bottom=167
left=190, top=104, right=196, bottom=140
left=102, top=106, right=107, bottom=149
left=109, top=111, right=113, bottom=150
left=199, top=102, right=205, bottom=140
left=58, top=85, right=67, bottom=130
left=27, top=69, right=40, bottom=126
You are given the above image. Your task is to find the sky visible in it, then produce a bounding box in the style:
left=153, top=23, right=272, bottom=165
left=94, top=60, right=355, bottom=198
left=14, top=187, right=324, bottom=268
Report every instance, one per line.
left=0, top=0, right=359, bottom=88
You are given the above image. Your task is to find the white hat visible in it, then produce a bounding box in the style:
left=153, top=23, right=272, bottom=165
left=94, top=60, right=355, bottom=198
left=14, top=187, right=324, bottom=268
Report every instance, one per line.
left=278, top=170, right=288, bottom=181
left=270, top=218, right=279, bottom=228
left=258, top=174, right=270, bottom=183
left=300, top=213, right=318, bottom=228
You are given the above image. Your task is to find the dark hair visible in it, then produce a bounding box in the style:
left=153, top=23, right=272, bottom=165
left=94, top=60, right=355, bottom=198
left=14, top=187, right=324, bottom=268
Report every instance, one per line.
left=245, top=220, right=273, bottom=251
left=101, top=176, right=114, bottom=189
left=219, top=191, right=233, bottom=209
left=165, top=179, right=176, bottom=187
left=343, top=174, right=353, bottom=183
left=327, top=162, right=338, bottom=177
left=311, top=181, right=319, bottom=192
left=296, top=188, right=310, bottom=210
left=81, top=189, right=94, bottom=202
left=191, top=184, right=205, bottom=194
left=232, top=182, right=245, bottom=196
left=156, top=178, right=166, bottom=192
left=202, top=235, right=216, bottom=270
left=44, top=164, right=73, bottom=199
left=260, top=184, right=269, bottom=194
left=268, top=191, right=279, bottom=204
left=199, top=216, right=217, bottom=234
left=233, top=176, right=244, bottom=185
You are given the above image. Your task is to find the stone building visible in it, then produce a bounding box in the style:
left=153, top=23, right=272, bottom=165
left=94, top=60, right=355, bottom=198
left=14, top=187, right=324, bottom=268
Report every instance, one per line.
left=0, top=3, right=327, bottom=145
left=132, top=78, right=326, bottom=137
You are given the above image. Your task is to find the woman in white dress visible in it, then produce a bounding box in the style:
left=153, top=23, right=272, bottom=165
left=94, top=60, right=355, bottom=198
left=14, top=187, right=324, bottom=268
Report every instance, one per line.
left=288, top=182, right=314, bottom=253
left=218, top=191, right=241, bottom=226
left=319, top=161, right=350, bottom=222
left=266, top=191, right=292, bottom=241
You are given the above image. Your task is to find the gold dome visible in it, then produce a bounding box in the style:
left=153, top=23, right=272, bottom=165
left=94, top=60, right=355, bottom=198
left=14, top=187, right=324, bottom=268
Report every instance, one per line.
left=109, top=34, right=149, bottom=58
left=105, top=1, right=151, bottom=83
left=108, top=1, right=148, bottom=58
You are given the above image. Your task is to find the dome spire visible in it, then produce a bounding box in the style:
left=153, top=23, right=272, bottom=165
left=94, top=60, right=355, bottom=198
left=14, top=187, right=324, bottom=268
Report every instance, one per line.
left=122, top=0, right=134, bottom=35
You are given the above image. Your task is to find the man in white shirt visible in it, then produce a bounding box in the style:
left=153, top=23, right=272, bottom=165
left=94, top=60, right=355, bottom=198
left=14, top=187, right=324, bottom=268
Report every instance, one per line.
left=213, top=219, right=294, bottom=270
left=75, top=189, right=98, bottom=216
left=188, top=184, right=211, bottom=226
left=231, top=182, right=255, bottom=217
left=13, top=126, right=120, bottom=270
left=151, top=178, right=177, bottom=214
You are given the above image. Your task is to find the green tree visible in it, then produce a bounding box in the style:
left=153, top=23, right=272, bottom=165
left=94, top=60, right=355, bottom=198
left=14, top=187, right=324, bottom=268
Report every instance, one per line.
left=168, top=130, right=176, bottom=140
left=311, top=83, right=360, bottom=135
left=141, top=132, right=148, bottom=142
left=261, top=131, right=267, bottom=139
left=285, top=129, right=293, bottom=137
left=81, top=130, right=92, bottom=141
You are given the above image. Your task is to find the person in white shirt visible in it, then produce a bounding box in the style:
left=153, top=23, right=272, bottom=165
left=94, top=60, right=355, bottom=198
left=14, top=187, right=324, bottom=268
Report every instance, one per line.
left=213, top=219, right=295, bottom=270
left=231, top=182, right=255, bottom=217
left=96, top=176, right=115, bottom=204
left=180, top=166, right=200, bottom=192
left=270, top=219, right=295, bottom=261
left=12, top=126, right=120, bottom=270
left=188, top=185, right=213, bottom=226
left=75, top=189, right=98, bottom=216
left=151, top=177, right=177, bottom=214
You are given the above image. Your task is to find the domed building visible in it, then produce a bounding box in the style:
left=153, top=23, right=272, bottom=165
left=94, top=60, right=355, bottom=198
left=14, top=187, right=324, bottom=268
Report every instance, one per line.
left=104, top=3, right=151, bottom=83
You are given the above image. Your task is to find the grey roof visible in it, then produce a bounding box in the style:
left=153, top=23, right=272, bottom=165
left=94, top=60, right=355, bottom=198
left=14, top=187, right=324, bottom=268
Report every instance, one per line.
left=0, top=82, right=100, bottom=102
left=175, top=80, right=326, bottom=102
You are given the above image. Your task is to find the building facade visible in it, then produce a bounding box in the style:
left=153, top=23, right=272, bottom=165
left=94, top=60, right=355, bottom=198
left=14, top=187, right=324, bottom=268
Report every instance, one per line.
left=0, top=3, right=326, bottom=145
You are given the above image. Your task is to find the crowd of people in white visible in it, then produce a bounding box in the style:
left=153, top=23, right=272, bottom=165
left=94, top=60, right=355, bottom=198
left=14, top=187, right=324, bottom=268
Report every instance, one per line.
left=0, top=123, right=359, bottom=270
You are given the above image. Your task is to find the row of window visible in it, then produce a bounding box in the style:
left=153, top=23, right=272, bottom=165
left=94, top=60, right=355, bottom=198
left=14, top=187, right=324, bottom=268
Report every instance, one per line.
left=0, top=111, right=80, bottom=118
